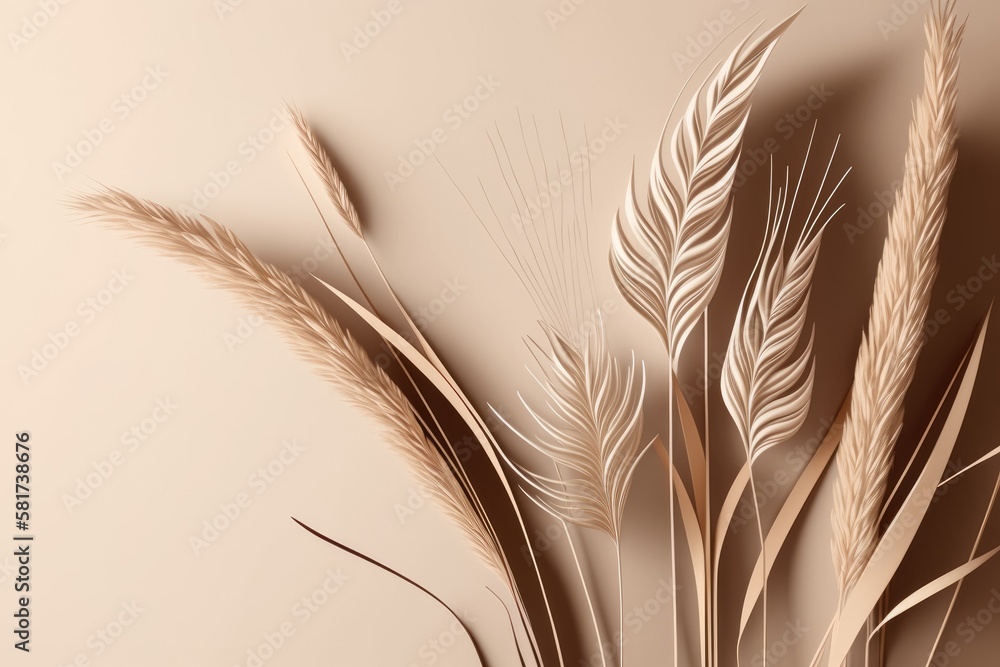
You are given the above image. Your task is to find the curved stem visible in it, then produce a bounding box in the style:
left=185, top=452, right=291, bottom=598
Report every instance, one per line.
left=487, top=587, right=529, bottom=667
left=292, top=518, right=486, bottom=666
left=360, top=240, right=566, bottom=667
left=293, top=160, right=549, bottom=663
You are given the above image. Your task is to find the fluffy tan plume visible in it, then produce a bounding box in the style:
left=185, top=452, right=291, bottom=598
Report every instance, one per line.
left=286, top=103, right=363, bottom=237
left=72, top=187, right=505, bottom=580
left=831, top=0, right=963, bottom=603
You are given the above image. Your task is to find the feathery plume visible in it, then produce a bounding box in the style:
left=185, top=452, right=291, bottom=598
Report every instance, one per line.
left=722, top=134, right=848, bottom=463
left=610, top=11, right=799, bottom=369
left=831, top=0, right=963, bottom=603
left=495, top=319, right=646, bottom=542
left=72, top=187, right=506, bottom=580
left=286, top=103, right=363, bottom=237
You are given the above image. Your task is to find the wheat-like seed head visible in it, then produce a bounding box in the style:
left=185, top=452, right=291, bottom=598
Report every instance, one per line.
left=286, top=103, right=363, bottom=237
left=722, top=134, right=848, bottom=464
left=610, top=12, right=798, bottom=369
left=72, top=187, right=506, bottom=581
left=830, top=0, right=963, bottom=602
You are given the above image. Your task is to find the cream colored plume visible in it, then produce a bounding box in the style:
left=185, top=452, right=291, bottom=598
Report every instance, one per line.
left=831, top=0, right=963, bottom=603
left=610, top=12, right=798, bottom=368
left=72, top=187, right=507, bottom=582
left=722, top=136, right=848, bottom=463
left=286, top=103, right=363, bottom=237
left=495, top=318, right=645, bottom=542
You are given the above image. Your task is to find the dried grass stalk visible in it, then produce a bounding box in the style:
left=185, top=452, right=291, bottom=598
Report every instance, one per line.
left=721, top=134, right=847, bottom=664
left=72, top=187, right=506, bottom=581
left=287, top=103, right=363, bottom=237
left=830, top=0, right=963, bottom=603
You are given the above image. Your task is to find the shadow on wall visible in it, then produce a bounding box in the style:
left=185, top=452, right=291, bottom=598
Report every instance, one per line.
left=259, top=20, right=1000, bottom=665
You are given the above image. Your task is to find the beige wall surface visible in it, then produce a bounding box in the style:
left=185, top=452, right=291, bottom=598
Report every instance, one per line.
left=3, top=0, right=1000, bottom=665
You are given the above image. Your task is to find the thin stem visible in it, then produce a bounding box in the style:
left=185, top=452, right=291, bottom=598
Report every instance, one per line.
left=294, top=162, right=561, bottom=667
left=919, top=471, right=1000, bottom=667
left=561, top=519, right=607, bottom=666
left=865, top=614, right=874, bottom=667
left=704, top=309, right=712, bottom=667
left=748, top=467, right=767, bottom=667
left=808, top=622, right=834, bottom=667
left=879, top=587, right=888, bottom=667
left=487, top=587, right=529, bottom=667
left=617, top=541, right=626, bottom=667
left=668, top=368, right=679, bottom=666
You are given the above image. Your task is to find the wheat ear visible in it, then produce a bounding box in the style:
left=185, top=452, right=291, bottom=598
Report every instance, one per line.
left=72, top=187, right=506, bottom=581
left=286, top=103, right=363, bottom=237
left=830, top=0, right=963, bottom=605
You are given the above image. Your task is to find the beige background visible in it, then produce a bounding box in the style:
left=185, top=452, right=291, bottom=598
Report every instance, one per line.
left=3, top=0, right=1000, bottom=664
